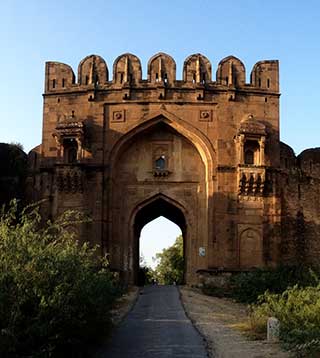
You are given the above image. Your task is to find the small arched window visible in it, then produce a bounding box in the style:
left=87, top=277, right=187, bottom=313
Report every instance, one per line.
left=155, top=155, right=166, bottom=170
left=243, top=139, right=260, bottom=165
left=244, top=150, right=254, bottom=165
left=63, top=138, right=78, bottom=164
left=67, top=147, right=77, bottom=163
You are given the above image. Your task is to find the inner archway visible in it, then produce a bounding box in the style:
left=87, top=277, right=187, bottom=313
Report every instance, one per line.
left=109, top=113, right=210, bottom=285
left=139, top=216, right=182, bottom=285
left=133, top=196, right=187, bottom=285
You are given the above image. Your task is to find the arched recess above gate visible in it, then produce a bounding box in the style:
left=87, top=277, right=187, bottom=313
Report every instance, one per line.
left=108, top=108, right=216, bottom=182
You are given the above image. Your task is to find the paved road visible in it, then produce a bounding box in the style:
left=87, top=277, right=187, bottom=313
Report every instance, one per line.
left=102, top=285, right=208, bottom=358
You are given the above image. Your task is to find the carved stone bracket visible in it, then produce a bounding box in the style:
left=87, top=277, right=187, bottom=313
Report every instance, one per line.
left=152, top=169, right=170, bottom=177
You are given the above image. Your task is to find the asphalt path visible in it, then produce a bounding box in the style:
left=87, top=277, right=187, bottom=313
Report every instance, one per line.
left=103, top=285, right=208, bottom=358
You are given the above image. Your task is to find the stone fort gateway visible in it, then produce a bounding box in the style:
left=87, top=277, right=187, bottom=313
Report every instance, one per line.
left=27, top=52, right=320, bottom=285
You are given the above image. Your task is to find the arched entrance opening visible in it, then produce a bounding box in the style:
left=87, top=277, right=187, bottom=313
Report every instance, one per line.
left=108, top=112, right=214, bottom=285
left=139, top=216, right=182, bottom=283
left=133, top=196, right=187, bottom=285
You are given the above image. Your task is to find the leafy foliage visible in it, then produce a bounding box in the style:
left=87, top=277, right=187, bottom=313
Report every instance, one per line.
left=0, top=200, right=122, bottom=357
left=201, top=265, right=320, bottom=355
left=154, top=235, right=184, bottom=285
left=250, top=284, right=320, bottom=356
left=229, top=265, right=319, bottom=303
left=138, top=254, right=155, bottom=286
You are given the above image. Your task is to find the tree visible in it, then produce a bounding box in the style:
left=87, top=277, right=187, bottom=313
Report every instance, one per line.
left=0, top=143, right=28, bottom=205
left=154, top=235, right=184, bottom=285
left=138, top=254, right=154, bottom=286
left=0, top=201, right=122, bottom=357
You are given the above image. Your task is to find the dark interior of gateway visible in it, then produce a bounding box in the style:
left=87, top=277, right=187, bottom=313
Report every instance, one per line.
left=134, top=197, right=186, bottom=285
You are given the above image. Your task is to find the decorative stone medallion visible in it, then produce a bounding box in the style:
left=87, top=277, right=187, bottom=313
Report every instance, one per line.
left=112, top=110, right=126, bottom=122
left=199, top=109, right=212, bottom=122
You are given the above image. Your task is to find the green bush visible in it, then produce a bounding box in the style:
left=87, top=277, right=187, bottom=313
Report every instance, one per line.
left=250, top=285, right=320, bottom=356
left=201, top=266, right=320, bottom=355
left=201, top=284, right=226, bottom=298
left=230, top=266, right=319, bottom=303
left=154, top=235, right=184, bottom=285
left=0, top=201, right=122, bottom=357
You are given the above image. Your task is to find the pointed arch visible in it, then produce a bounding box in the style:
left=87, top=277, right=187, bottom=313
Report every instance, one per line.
left=130, top=193, right=189, bottom=284
left=109, top=109, right=215, bottom=182
left=130, top=192, right=189, bottom=234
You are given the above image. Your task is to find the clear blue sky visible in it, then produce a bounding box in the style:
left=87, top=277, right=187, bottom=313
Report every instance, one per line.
left=2, top=0, right=320, bottom=266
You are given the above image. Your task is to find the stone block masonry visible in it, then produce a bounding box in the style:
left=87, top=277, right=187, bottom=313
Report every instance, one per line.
left=26, top=52, right=320, bottom=285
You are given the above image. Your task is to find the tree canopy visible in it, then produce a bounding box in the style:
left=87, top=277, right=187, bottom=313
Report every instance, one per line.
left=154, top=235, right=184, bottom=285
left=0, top=201, right=122, bottom=357
left=0, top=142, right=28, bottom=205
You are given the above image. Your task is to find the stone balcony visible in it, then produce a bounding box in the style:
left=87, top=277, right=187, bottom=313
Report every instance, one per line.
left=238, top=165, right=266, bottom=196
left=55, top=165, right=84, bottom=193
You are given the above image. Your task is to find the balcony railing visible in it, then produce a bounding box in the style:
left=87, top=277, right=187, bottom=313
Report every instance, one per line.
left=238, top=165, right=266, bottom=196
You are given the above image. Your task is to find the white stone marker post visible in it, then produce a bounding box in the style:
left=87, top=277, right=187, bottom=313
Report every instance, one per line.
left=267, top=317, right=280, bottom=341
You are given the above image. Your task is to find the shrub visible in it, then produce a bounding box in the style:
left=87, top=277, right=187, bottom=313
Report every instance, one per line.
left=230, top=266, right=319, bottom=304
left=201, top=284, right=226, bottom=298
left=250, top=285, right=320, bottom=356
left=0, top=200, right=122, bottom=357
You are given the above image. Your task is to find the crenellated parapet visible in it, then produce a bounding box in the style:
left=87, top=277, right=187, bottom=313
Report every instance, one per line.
left=183, top=54, right=212, bottom=84
left=216, top=56, right=246, bottom=87
left=45, top=62, right=75, bottom=91
left=77, top=55, right=108, bottom=86
left=113, top=53, right=142, bottom=85
left=251, top=60, right=279, bottom=92
left=44, top=53, right=279, bottom=94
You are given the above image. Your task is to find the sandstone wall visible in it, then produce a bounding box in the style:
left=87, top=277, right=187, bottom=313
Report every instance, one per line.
left=27, top=52, right=315, bottom=284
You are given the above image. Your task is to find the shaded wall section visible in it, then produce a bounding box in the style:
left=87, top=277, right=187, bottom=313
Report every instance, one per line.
left=0, top=143, right=27, bottom=206
left=280, top=142, right=320, bottom=265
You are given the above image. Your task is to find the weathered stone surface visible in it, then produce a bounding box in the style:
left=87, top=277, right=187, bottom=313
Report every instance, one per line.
left=26, top=52, right=320, bottom=285
left=267, top=317, right=280, bottom=342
